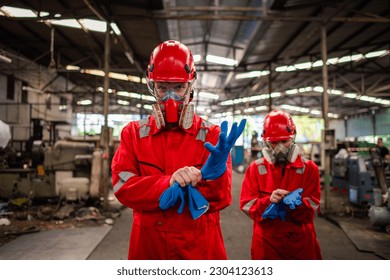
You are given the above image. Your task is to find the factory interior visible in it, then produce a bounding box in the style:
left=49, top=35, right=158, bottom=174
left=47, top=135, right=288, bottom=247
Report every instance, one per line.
left=0, top=0, right=389, bottom=260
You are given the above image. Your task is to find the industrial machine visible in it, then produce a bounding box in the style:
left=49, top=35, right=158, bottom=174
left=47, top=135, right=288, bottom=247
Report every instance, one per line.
left=368, top=149, right=390, bottom=233
left=331, top=147, right=390, bottom=232
left=331, top=152, right=376, bottom=206
left=0, top=119, right=104, bottom=203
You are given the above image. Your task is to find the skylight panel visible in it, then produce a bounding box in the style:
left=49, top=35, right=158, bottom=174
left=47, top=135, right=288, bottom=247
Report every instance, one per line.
left=0, top=6, right=48, bottom=17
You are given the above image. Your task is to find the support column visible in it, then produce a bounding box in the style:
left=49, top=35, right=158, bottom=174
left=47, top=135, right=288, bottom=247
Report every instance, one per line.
left=102, top=22, right=111, bottom=209
left=321, top=23, right=331, bottom=212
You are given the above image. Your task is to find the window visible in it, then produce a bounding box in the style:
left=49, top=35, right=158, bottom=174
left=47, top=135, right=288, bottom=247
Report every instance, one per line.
left=59, top=97, right=67, bottom=112
left=7, top=75, right=15, bottom=100
left=21, top=81, right=28, bottom=104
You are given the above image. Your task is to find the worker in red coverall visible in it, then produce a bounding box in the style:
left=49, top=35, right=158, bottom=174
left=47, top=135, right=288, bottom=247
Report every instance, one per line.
left=111, top=40, right=232, bottom=260
left=240, top=110, right=322, bottom=260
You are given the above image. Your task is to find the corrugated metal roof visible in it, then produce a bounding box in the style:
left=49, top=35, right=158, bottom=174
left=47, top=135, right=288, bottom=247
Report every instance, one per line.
left=0, top=0, right=388, bottom=117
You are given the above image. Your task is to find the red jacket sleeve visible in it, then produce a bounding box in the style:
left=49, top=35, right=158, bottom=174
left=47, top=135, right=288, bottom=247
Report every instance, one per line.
left=287, top=161, right=321, bottom=223
left=111, top=123, right=169, bottom=211
left=239, top=161, right=271, bottom=222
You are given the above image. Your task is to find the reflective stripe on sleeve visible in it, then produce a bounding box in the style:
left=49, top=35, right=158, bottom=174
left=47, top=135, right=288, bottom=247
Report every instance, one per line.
left=242, top=198, right=257, bottom=218
left=196, top=128, right=207, bottom=142
left=296, top=166, right=305, bottom=174
left=113, top=171, right=135, bottom=192
left=139, top=125, right=150, bottom=138
left=304, top=197, right=319, bottom=210
left=257, top=165, right=267, bottom=175
left=138, top=119, right=150, bottom=138
left=196, top=120, right=212, bottom=142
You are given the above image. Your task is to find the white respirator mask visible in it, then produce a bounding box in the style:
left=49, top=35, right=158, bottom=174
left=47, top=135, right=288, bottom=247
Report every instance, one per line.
left=262, top=140, right=300, bottom=165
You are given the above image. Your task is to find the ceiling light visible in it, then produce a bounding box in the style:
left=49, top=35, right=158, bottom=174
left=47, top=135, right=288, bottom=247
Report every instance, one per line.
left=49, top=19, right=80, bottom=29
left=255, top=106, right=267, bottom=111
left=365, top=50, right=389, bottom=58
left=117, top=100, right=130, bottom=106
left=280, top=104, right=310, bottom=113
left=286, top=89, right=298, bottom=95
left=117, top=91, right=155, bottom=101
left=235, top=70, right=270, bottom=80
left=77, top=99, right=92, bottom=105
left=193, top=55, right=201, bottom=63
left=328, top=113, right=339, bottom=118
left=275, top=49, right=389, bottom=73
left=244, top=108, right=255, bottom=113
left=65, top=65, right=80, bottom=70
left=310, top=110, right=321, bottom=115
left=344, top=93, right=357, bottom=99
left=22, top=86, right=44, bottom=94
left=206, top=55, right=237, bottom=66
left=111, top=23, right=121, bottom=35
left=197, top=91, right=219, bottom=100
left=80, top=19, right=107, bottom=33
left=0, top=54, right=12, bottom=64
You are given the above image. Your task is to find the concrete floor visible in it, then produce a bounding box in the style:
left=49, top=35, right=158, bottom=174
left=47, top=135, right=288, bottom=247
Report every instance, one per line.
left=0, top=171, right=388, bottom=260
left=88, top=172, right=388, bottom=260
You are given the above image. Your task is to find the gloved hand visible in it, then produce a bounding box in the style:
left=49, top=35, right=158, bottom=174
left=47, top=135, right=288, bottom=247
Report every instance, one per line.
left=201, top=119, right=247, bottom=180
left=187, top=186, right=209, bottom=220
left=262, top=203, right=280, bottom=219
left=159, top=182, right=186, bottom=213
left=283, top=188, right=303, bottom=210
left=159, top=183, right=209, bottom=219
left=262, top=188, right=303, bottom=221
left=262, top=203, right=287, bottom=221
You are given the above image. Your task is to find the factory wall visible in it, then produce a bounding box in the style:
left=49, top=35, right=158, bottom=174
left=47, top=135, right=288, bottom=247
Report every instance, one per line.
left=330, top=108, right=390, bottom=140
left=0, top=52, right=74, bottom=145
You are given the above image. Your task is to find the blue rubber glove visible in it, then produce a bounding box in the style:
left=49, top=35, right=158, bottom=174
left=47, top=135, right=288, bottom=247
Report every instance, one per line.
left=262, top=203, right=287, bottom=221
left=187, top=186, right=210, bottom=220
left=262, top=203, right=280, bottom=219
left=159, top=182, right=186, bottom=213
left=278, top=203, right=287, bottom=221
left=283, top=188, right=303, bottom=210
left=201, top=119, right=247, bottom=180
left=160, top=184, right=209, bottom=219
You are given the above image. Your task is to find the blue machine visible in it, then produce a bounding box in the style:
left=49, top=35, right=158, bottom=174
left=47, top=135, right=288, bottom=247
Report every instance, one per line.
left=231, top=145, right=244, bottom=167
left=347, top=155, right=375, bottom=205
left=331, top=154, right=375, bottom=206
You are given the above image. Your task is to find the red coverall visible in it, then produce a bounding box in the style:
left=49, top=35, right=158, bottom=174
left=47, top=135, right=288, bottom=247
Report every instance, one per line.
left=240, top=156, right=322, bottom=260
left=111, top=114, right=232, bottom=260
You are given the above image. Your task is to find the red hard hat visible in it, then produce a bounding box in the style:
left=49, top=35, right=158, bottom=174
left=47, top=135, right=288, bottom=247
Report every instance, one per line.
left=262, top=110, right=296, bottom=142
left=147, top=40, right=196, bottom=82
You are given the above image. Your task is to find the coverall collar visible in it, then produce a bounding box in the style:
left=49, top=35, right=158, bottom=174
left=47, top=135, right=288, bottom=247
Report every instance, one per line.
left=285, top=155, right=304, bottom=169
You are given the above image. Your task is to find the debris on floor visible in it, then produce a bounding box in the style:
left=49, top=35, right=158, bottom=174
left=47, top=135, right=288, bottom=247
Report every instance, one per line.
left=0, top=195, right=123, bottom=248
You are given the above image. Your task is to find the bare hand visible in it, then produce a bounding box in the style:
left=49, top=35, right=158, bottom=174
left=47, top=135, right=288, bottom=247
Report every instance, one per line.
left=170, top=166, right=202, bottom=187
left=270, top=189, right=290, bottom=203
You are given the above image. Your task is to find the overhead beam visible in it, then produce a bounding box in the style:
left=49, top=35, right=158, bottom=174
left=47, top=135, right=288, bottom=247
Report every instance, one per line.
left=4, top=14, right=390, bottom=23
left=151, top=14, right=390, bottom=23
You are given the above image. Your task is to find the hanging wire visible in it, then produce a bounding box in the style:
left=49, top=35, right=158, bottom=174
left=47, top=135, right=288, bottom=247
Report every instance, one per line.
left=48, top=27, right=56, bottom=72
